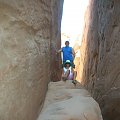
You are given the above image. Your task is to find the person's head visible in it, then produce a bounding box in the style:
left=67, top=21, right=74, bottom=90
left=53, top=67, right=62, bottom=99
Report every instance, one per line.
left=64, top=60, right=71, bottom=67
left=65, top=41, right=69, bottom=46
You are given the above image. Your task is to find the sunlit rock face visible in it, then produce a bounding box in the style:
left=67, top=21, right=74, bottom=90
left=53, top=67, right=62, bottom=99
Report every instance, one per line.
left=37, top=81, right=103, bottom=120
left=0, top=0, right=63, bottom=120
left=79, top=0, right=120, bottom=120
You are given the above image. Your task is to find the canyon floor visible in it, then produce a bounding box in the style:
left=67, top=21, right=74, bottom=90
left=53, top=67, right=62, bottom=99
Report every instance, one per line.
left=37, top=80, right=103, bottom=120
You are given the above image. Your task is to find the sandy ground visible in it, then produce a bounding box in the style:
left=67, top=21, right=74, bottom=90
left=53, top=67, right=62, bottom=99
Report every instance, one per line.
left=37, top=80, right=103, bottom=120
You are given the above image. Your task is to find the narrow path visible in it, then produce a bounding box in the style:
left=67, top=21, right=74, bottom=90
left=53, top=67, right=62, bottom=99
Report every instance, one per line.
left=37, top=80, right=103, bottom=120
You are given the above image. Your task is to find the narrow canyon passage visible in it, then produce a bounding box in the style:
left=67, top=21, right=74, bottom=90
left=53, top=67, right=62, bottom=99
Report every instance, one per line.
left=0, top=0, right=119, bottom=120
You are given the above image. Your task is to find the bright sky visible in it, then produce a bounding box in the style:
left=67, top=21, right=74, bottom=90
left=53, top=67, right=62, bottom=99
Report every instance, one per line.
left=61, top=0, right=89, bottom=46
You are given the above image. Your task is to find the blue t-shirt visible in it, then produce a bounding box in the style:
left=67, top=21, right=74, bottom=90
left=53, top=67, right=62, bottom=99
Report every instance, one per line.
left=62, top=46, right=73, bottom=61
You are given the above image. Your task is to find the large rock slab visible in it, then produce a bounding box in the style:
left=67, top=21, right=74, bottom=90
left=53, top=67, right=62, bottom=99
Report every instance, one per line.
left=37, top=81, right=103, bottom=120
left=0, top=0, right=63, bottom=120
left=79, top=0, right=120, bottom=119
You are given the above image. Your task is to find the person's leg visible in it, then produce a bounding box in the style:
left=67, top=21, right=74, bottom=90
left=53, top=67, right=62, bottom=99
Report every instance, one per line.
left=61, top=75, right=67, bottom=81
left=64, top=70, right=70, bottom=78
left=72, top=71, right=77, bottom=86
left=73, top=63, right=75, bottom=68
left=73, top=71, right=77, bottom=80
left=70, top=60, right=75, bottom=68
left=62, top=70, right=70, bottom=81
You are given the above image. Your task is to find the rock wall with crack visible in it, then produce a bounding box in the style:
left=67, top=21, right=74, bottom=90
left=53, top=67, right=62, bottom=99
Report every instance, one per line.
left=0, top=0, right=63, bottom=120
left=79, top=0, right=120, bottom=120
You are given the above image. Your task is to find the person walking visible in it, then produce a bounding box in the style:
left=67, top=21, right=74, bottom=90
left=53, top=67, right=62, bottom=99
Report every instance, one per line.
left=56, top=41, right=75, bottom=68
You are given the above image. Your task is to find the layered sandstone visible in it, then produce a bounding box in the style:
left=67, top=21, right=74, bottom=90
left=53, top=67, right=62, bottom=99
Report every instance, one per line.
left=0, top=0, right=63, bottom=120
left=79, top=0, right=120, bottom=120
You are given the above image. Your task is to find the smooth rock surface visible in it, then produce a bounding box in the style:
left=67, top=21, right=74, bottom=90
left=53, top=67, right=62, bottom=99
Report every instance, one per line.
left=0, top=0, right=63, bottom=120
left=37, top=81, right=103, bottom=120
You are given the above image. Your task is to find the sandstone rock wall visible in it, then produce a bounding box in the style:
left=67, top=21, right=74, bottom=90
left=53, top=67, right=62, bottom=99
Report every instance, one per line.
left=79, top=0, right=120, bottom=120
left=50, top=0, right=63, bottom=81
left=0, top=0, right=63, bottom=120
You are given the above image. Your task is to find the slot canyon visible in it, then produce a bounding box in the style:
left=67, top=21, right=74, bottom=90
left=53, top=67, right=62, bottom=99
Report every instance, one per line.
left=0, top=0, right=119, bottom=120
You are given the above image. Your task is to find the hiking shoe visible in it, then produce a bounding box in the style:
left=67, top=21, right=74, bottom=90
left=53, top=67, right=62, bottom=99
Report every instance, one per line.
left=72, top=80, right=77, bottom=86
left=62, top=77, right=67, bottom=81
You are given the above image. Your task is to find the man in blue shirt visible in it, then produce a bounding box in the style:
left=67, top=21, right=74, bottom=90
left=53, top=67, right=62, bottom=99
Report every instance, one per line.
left=57, top=41, right=75, bottom=68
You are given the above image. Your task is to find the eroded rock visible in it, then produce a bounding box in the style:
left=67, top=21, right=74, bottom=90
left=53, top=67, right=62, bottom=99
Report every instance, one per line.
left=79, top=0, right=120, bottom=119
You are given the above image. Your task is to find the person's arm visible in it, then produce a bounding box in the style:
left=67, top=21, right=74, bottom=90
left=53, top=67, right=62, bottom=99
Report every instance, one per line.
left=56, top=48, right=62, bottom=54
left=72, top=48, right=75, bottom=59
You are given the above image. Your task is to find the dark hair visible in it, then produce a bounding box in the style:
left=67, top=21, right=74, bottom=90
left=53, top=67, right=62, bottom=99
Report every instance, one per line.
left=65, top=41, right=69, bottom=44
left=64, top=62, right=71, bottom=67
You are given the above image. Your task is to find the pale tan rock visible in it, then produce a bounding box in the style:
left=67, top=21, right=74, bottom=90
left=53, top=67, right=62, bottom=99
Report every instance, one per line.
left=37, top=81, right=103, bottom=120
left=0, top=0, right=63, bottom=120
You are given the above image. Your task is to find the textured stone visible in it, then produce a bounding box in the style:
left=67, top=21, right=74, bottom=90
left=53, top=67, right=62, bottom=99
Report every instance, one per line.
left=37, top=81, right=103, bottom=120
left=0, top=0, right=63, bottom=120
left=79, top=0, right=120, bottom=120
left=50, top=0, right=63, bottom=81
